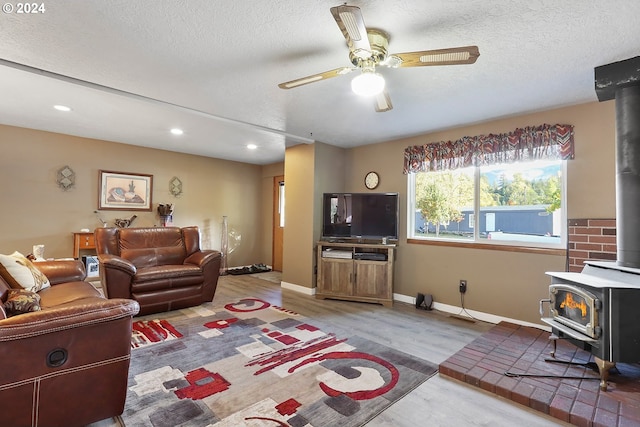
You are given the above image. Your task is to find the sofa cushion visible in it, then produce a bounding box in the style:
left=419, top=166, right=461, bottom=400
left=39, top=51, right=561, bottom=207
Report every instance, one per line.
left=131, top=264, right=203, bottom=293
left=0, top=251, right=51, bottom=292
left=38, top=281, right=103, bottom=308
left=121, top=247, right=187, bottom=268
left=119, top=228, right=187, bottom=267
left=4, top=289, right=41, bottom=316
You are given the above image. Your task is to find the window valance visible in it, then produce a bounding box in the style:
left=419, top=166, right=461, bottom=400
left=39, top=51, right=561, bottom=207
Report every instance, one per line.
left=403, top=124, right=574, bottom=174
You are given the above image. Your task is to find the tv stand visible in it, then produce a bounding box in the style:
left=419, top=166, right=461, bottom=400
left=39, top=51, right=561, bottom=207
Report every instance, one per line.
left=316, top=241, right=396, bottom=307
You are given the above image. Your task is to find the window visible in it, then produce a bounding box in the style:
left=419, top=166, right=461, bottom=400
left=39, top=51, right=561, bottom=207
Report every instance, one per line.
left=409, top=159, right=566, bottom=248
left=278, top=180, right=285, bottom=227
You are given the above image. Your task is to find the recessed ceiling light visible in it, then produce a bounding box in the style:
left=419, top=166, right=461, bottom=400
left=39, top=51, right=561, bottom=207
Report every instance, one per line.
left=53, top=105, right=72, bottom=112
left=170, top=128, right=184, bottom=135
left=247, top=144, right=258, bottom=150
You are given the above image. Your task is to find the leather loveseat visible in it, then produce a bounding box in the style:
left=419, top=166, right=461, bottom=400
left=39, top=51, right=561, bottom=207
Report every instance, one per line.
left=0, top=259, right=140, bottom=427
left=95, top=226, right=221, bottom=316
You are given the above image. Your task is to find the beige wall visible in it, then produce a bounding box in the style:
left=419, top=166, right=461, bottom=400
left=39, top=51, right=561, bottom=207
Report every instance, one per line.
left=282, top=142, right=347, bottom=289
left=0, top=124, right=272, bottom=268
left=2, top=99, right=618, bottom=325
left=282, top=144, right=316, bottom=287
left=341, top=101, right=616, bottom=324
left=314, top=142, right=347, bottom=242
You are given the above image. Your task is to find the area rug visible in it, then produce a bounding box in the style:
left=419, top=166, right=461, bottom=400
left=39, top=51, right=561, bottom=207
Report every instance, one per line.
left=122, top=297, right=438, bottom=427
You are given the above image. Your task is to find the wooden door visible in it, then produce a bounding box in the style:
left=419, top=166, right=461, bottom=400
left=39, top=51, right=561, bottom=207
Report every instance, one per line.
left=272, top=175, right=284, bottom=271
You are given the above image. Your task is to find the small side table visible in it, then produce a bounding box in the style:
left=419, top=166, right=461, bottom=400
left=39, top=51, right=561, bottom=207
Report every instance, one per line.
left=73, top=232, right=96, bottom=259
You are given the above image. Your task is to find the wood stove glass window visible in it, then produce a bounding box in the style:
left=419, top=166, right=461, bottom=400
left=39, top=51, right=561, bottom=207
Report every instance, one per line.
left=554, top=288, right=590, bottom=327
left=409, top=159, right=566, bottom=249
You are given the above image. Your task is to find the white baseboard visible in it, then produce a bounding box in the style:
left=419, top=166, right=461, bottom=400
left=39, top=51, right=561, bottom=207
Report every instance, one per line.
left=284, top=286, right=548, bottom=331
left=393, top=293, right=415, bottom=305
left=281, top=281, right=316, bottom=295
left=399, top=292, right=549, bottom=330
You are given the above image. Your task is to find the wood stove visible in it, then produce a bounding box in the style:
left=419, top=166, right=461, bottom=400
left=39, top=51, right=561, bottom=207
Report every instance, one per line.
left=541, top=55, right=640, bottom=391
left=541, top=262, right=640, bottom=390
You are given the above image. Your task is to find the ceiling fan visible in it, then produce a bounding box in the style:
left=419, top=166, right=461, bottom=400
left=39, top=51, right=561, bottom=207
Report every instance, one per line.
left=278, top=4, right=480, bottom=112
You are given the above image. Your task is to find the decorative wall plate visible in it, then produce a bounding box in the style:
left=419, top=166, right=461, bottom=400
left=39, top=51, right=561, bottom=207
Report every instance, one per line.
left=170, top=176, right=183, bottom=197
left=57, top=165, right=75, bottom=191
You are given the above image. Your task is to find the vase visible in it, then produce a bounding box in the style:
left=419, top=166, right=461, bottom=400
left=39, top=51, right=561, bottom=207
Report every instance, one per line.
left=160, top=215, right=172, bottom=227
left=220, top=216, right=229, bottom=275
left=157, top=204, right=174, bottom=226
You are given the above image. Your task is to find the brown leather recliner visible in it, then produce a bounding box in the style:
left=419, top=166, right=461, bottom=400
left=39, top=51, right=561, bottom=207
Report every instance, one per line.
left=0, top=259, right=139, bottom=427
left=95, top=226, right=222, bottom=316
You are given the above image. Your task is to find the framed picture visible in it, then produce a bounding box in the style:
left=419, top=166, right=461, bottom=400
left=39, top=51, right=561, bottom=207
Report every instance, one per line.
left=98, top=170, right=153, bottom=211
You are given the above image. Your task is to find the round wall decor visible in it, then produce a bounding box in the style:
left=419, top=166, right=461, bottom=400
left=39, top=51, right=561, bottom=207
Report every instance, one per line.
left=364, top=171, right=379, bottom=190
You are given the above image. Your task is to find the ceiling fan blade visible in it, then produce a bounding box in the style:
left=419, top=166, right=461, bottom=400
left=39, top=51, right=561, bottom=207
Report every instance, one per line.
left=330, top=5, right=372, bottom=60
left=388, top=46, right=480, bottom=68
left=374, top=90, right=393, bottom=112
left=278, top=67, right=355, bottom=89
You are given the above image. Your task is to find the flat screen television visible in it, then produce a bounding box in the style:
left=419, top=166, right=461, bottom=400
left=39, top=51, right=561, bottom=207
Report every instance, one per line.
left=322, top=192, right=399, bottom=241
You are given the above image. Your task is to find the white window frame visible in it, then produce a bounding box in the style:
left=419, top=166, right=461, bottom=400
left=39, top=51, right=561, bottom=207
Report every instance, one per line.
left=407, top=161, right=567, bottom=249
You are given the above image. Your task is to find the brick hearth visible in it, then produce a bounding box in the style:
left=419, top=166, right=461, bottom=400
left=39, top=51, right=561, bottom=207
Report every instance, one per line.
left=439, top=322, right=640, bottom=427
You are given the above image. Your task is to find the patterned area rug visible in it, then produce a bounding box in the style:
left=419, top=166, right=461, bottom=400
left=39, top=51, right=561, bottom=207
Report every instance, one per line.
left=122, top=298, right=438, bottom=426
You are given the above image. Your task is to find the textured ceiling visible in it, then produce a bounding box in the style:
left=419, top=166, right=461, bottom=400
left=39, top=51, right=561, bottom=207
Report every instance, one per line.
left=1, top=1, right=639, bottom=164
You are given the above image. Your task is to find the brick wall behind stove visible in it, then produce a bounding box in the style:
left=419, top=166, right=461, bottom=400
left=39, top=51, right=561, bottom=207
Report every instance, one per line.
left=568, top=219, right=617, bottom=272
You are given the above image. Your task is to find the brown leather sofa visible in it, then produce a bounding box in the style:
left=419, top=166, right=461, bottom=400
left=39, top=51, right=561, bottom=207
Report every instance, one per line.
left=0, top=259, right=140, bottom=427
left=95, top=226, right=222, bottom=316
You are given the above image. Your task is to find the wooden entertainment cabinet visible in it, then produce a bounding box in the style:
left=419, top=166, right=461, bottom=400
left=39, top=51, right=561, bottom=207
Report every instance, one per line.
left=316, top=241, right=396, bottom=307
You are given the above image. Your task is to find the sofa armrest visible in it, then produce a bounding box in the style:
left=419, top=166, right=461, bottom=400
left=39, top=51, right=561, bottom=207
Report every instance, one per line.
left=184, top=250, right=222, bottom=268
left=0, top=298, right=140, bottom=341
left=0, top=297, right=139, bottom=427
left=98, top=254, right=136, bottom=275
left=97, top=255, right=136, bottom=299
left=186, top=250, right=221, bottom=303
left=34, top=259, right=86, bottom=285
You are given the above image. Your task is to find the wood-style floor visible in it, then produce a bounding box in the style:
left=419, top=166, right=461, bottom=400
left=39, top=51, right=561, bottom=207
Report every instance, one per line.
left=92, top=273, right=568, bottom=427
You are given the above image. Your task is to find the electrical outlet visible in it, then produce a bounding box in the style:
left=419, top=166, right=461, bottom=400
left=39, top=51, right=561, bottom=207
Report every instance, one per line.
left=459, top=280, right=467, bottom=294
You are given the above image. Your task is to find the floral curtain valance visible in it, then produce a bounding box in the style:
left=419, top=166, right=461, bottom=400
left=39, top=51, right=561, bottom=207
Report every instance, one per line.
left=403, top=124, right=574, bottom=174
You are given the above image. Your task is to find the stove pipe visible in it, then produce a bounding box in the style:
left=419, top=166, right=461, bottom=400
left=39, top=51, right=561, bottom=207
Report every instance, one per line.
left=615, top=86, right=640, bottom=268
left=595, top=56, right=640, bottom=269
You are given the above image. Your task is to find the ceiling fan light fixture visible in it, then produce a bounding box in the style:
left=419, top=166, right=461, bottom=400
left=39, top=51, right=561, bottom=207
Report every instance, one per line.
left=351, top=71, right=385, bottom=97
left=382, top=55, right=402, bottom=68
